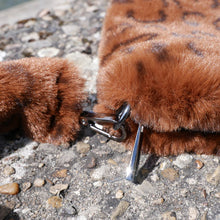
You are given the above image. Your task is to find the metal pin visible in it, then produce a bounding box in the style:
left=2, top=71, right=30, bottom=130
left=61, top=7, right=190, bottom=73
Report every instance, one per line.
left=126, top=123, right=144, bottom=183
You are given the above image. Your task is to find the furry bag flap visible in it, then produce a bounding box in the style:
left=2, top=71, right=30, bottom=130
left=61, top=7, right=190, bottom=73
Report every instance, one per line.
left=95, top=0, right=220, bottom=155
left=0, top=57, right=84, bottom=146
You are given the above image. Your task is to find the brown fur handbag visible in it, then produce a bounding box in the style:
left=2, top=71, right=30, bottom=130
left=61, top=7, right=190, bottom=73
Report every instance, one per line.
left=0, top=0, right=219, bottom=158
left=94, top=0, right=220, bottom=156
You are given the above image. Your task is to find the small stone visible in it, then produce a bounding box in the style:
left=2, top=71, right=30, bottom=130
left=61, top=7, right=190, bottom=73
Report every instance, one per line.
left=47, top=196, right=62, bottom=208
left=0, top=183, right=20, bottom=195
left=195, top=160, right=204, bottom=169
left=93, top=181, right=103, bottom=187
left=116, top=190, right=124, bottom=199
left=4, top=165, right=16, bottom=176
left=111, top=200, right=130, bottom=220
left=91, top=166, right=108, bottom=180
left=186, top=178, right=197, bottom=185
left=150, top=173, right=160, bottom=182
left=162, top=212, right=176, bottom=220
left=206, top=166, right=220, bottom=185
left=22, top=182, right=32, bottom=192
left=62, top=25, right=80, bottom=35
left=34, top=178, right=45, bottom=187
left=86, top=156, right=97, bottom=169
left=161, top=168, right=179, bottom=181
left=65, top=52, right=92, bottom=73
left=52, top=169, right=68, bottom=178
left=188, top=207, right=199, bottom=220
left=38, top=163, right=45, bottom=168
left=108, top=159, right=118, bottom=166
left=135, top=180, right=156, bottom=196
left=0, top=50, right=6, bottom=61
left=173, top=154, right=193, bottom=169
left=214, top=192, right=220, bottom=198
left=152, top=197, right=164, bottom=205
left=21, top=32, right=39, bottom=42
left=76, top=142, right=91, bottom=154
left=49, top=184, right=69, bottom=195
left=22, top=47, right=35, bottom=57
left=57, top=150, right=76, bottom=164
left=201, top=212, right=207, bottom=220
left=37, top=47, right=60, bottom=57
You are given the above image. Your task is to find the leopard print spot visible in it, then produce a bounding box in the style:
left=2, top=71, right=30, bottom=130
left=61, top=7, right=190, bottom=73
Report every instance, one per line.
left=183, top=11, right=205, bottom=26
left=187, top=42, right=203, bottom=57
left=151, top=43, right=169, bottom=61
left=126, top=9, right=134, bottom=18
left=173, top=0, right=182, bottom=8
left=101, top=33, right=158, bottom=65
left=161, top=0, right=169, bottom=7
left=136, top=62, right=146, bottom=75
left=211, top=0, right=219, bottom=8
left=213, top=18, right=220, bottom=30
left=127, top=9, right=167, bottom=23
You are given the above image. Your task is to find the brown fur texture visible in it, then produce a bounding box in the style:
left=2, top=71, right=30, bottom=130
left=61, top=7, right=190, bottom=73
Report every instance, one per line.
left=95, top=0, right=220, bottom=155
left=0, top=57, right=84, bottom=145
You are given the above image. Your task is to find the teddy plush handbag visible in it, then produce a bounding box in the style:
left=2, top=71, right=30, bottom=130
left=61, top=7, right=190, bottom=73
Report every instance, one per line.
left=89, top=0, right=220, bottom=180
left=0, top=0, right=219, bottom=183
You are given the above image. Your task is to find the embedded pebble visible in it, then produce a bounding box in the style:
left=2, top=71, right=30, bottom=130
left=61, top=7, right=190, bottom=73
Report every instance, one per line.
left=162, top=212, right=176, bottom=220
left=62, top=25, right=80, bottom=35
left=49, top=184, right=69, bottom=195
left=65, top=51, right=92, bottom=73
left=108, top=159, right=118, bottom=166
left=173, top=154, right=193, bottom=169
left=214, top=192, right=220, bottom=198
left=76, top=142, right=91, bottom=154
left=111, top=200, right=130, bottom=220
left=135, top=180, right=156, bottom=196
left=52, top=169, right=68, bottom=178
left=188, top=207, right=199, bottom=220
left=161, top=168, right=179, bottom=181
left=91, top=166, right=108, bottom=180
left=206, top=166, right=220, bottom=185
left=21, top=32, right=39, bottom=42
left=37, top=47, right=60, bottom=57
left=22, top=182, right=32, bottom=192
left=47, top=196, right=62, bottom=208
left=0, top=183, right=20, bottom=195
left=4, top=165, right=16, bottom=176
left=34, top=178, right=45, bottom=187
left=0, top=50, right=6, bottom=61
left=115, top=190, right=124, bottom=199
left=93, top=181, right=103, bottom=187
left=201, top=212, right=207, bottom=220
left=150, top=173, right=160, bottom=182
left=152, top=197, right=164, bottom=205
left=195, top=160, right=204, bottom=169
left=86, top=156, right=97, bottom=169
left=38, top=163, right=45, bottom=168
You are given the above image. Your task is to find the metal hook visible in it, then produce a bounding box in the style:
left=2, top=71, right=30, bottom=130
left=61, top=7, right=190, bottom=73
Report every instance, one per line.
left=80, top=103, right=131, bottom=142
left=126, top=123, right=144, bottom=183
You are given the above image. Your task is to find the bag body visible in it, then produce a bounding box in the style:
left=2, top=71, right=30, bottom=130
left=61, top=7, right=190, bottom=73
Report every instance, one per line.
left=95, top=0, right=220, bottom=155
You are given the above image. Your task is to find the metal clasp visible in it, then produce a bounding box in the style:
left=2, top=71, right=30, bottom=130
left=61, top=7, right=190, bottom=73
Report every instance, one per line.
left=80, top=103, right=131, bottom=142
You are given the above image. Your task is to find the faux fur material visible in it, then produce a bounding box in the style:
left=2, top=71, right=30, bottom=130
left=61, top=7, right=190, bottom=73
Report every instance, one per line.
left=0, top=57, right=84, bottom=145
left=95, top=0, right=220, bottom=155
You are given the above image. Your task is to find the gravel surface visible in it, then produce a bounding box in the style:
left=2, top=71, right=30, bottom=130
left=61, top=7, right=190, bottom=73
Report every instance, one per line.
left=0, top=0, right=220, bottom=219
